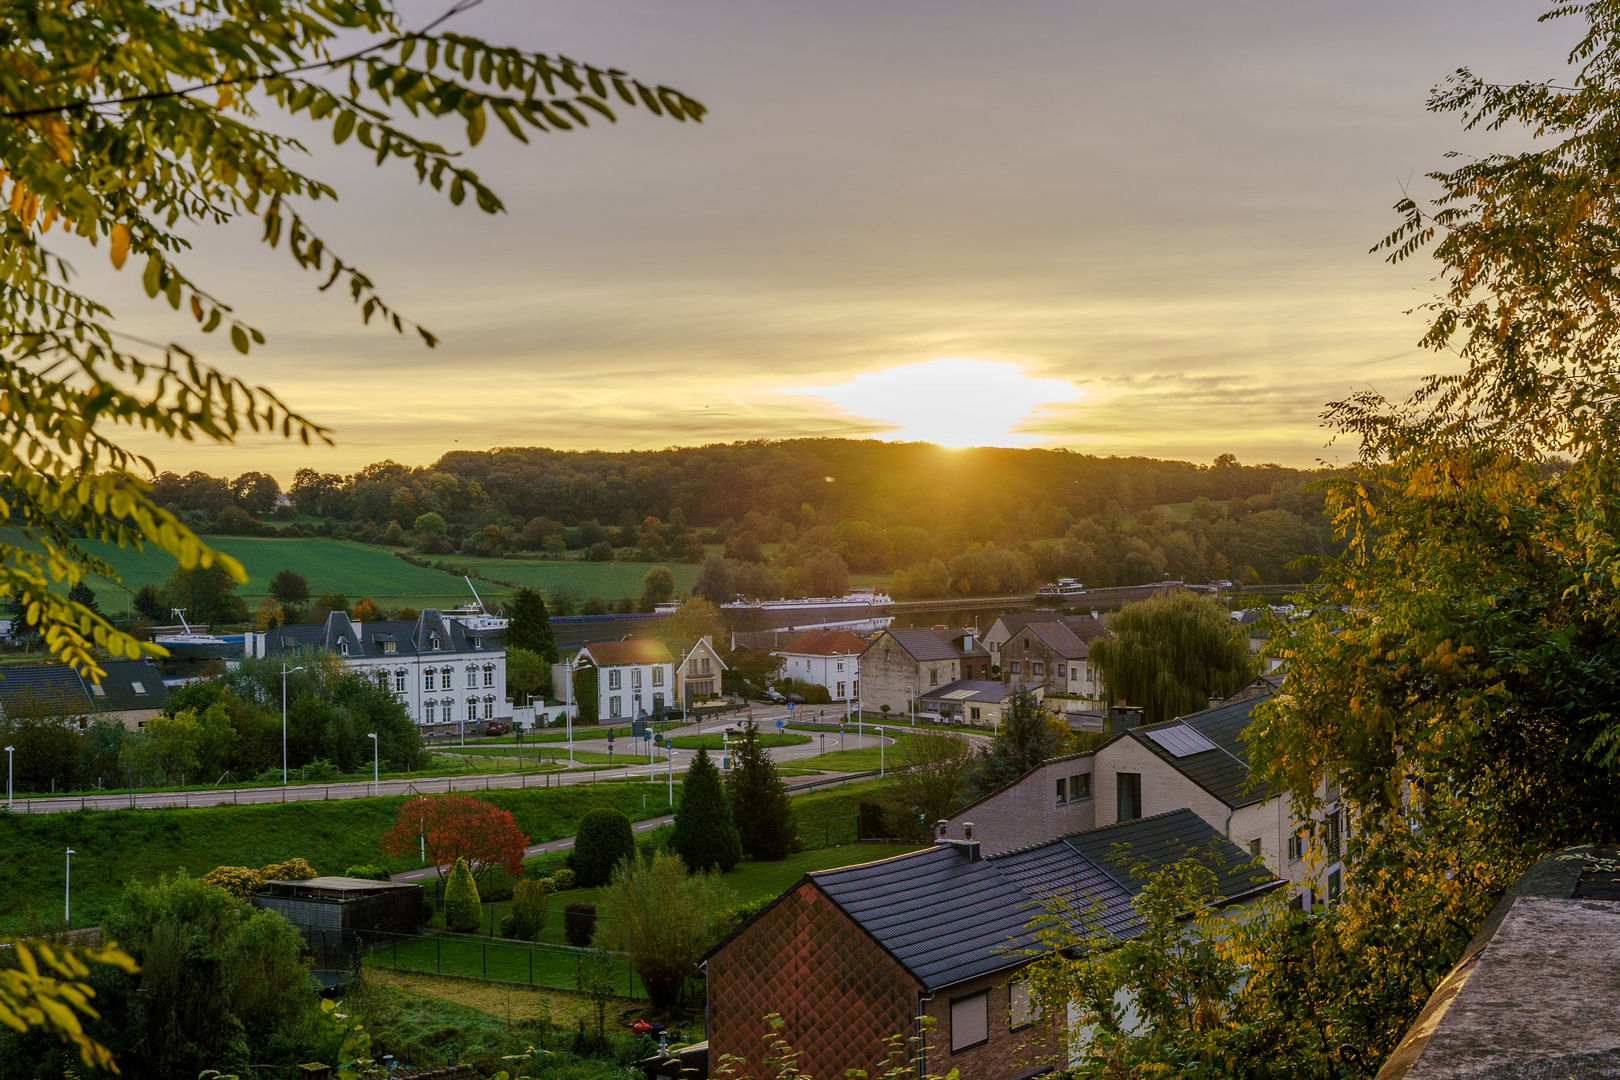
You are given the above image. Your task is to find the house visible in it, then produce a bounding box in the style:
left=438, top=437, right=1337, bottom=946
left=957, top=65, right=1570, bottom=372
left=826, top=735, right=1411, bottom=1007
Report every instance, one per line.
left=0, top=659, right=168, bottom=729
left=669, top=635, right=727, bottom=708
left=772, top=629, right=866, bottom=704
left=246, top=610, right=510, bottom=732
left=935, top=627, right=993, bottom=680
left=706, top=809, right=1280, bottom=1080
left=859, top=628, right=974, bottom=716
left=559, top=638, right=675, bottom=722
left=995, top=618, right=1107, bottom=705
left=983, top=612, right=1106, bottom=668
left=940, top=679, right=1345, bottom=910
left=918, top=679, right=1043, bottom=729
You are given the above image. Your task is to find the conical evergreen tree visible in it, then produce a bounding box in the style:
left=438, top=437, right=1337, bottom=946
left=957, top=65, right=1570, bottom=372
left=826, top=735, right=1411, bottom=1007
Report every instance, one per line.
left=727, top=720, right=796, bottom=861
left=443, top=856, right=482, bottom=933
left=671, top=747, right=741, bottom=873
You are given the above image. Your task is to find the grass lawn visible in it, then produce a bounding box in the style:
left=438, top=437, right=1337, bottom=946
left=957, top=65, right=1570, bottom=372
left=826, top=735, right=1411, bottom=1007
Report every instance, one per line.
left=367, top=931, right=645, bottom=998
left=445, top=748, right=656, bottom=767
left=362, top=967, right=631, bottom=1031
left=442, top=555, right=700, bottom=605
left=665, top=733, right=809, bottom=751
left=791, top=731, right=932, bottom=772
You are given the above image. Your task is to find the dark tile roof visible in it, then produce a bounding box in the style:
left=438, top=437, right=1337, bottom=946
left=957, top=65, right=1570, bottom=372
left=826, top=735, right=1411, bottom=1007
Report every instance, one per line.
left=804, top=809, right=1277, bottom=991
left=920, top=679, right=1039, bottom=705
left=1125, top=688, right=1273, bottom=809
left=995, top=612, right=1109, bottom=644
left=866, top=628, right=960, bottom=663
left=264, top=611, right=498, bottom=661
left=1024, top=621, right=1090, bottom=659
left=0, top=659, right=167, bottom=718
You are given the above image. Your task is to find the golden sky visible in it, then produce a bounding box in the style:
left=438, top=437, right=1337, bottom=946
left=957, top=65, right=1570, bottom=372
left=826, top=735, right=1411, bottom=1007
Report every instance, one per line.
left=87, top=0, right=1576, bottom=483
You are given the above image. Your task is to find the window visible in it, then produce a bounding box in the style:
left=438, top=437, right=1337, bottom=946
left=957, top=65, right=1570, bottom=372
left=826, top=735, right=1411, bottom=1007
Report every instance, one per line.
left=483, top=696, right=494, bottom=720
left=442, top=697, right=454, bottom=722
left=1289, top=891, right=1306, bottom=911
left=1009, top=980, right=1039, bottom=1029
left=1070, top=773, right=1090, bottom=799
left=609, top=670, right=622, bottom=690
left=1287, top=832, right=1305, bottom=862
left=131, top=681, right=146, bottom=695
left=395, top=670, right=407, bottom=693
left=1009, top=661, right=1021, bottom=675
left=1325, top=811, right=1342, bottom=861
left=1327, top=868, right=1342, bottom=904
left=483, top=664, right=495, bottom=687
left=609, top=696, right=622, bottom=718
left=970, top=706, right=981, bottom=721
left=837, top=681, right=846, bottom=698
left=652, top=667, right=663, bottom=687
left=467, top=666, right=478, bottom=688
left=1117, top=772, right=1142, bottom=821
left=930, top=668, right=939, bottom=686
left=424, top=699, right=436, bottom=723
left=836, top=659, right=844, bottom=671
left=633, top=669, right=642, bottom=689
left=1249, top=838, right=1263, bottom=859
left=90, top=682, right=106, bottom=697
left=339, top=641, right=349, bottom=657
left=430, top=634, right=440, bottom=650
left=1033, top=661, right=1044, bottom=677
left=1056, top=777, right=1067, bottom=805
left=383, top=640, right=396, bottom=654
left=425, top=669, right=436, bottom=691
left=1057, top=664, right=1067, bottom=679
left=949, top=992, right=988, bottom=1052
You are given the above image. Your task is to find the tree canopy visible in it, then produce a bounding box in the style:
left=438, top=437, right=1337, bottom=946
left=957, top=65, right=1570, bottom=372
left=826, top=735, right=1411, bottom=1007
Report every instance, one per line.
left=1090, top=592, right=1256, bottom=727
left=725, top=720, right=796, bottom=861
left=0, top=0, right=703, bottom=673
left=671, top=746, right=741, bottom=873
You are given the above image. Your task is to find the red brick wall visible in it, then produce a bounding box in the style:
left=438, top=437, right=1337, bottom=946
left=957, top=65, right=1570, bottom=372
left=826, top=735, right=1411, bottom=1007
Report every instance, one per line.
left=923, top=969, right=1064, bottom=1080
left=708, top=881, right=921, bottom=1079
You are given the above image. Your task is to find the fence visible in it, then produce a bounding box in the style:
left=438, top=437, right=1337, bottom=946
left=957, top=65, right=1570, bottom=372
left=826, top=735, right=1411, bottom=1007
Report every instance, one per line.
left=358, top=926, right=645, bottom=998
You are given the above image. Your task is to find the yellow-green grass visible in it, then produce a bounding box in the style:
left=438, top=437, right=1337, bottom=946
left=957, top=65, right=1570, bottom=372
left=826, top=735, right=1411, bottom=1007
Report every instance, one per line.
left=443, top=748, right=654, bottom=767
left=442, top=555, right=700, bottom=604
left=665, top=733, right=809, bottom=750
left=792, top=731, right=932, bottom=772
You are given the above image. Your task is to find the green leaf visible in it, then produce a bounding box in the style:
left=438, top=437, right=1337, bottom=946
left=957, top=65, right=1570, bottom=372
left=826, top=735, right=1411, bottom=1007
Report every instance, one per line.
left=332, top=110, right=356, bottom=144
left=230, top=325, right=250, bottom=354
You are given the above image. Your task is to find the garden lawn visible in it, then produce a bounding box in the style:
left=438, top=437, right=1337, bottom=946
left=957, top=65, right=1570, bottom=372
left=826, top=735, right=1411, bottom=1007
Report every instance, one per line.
left=665, top=733, right=808, bottom=751
left=792, top=731, right=931, bottom=772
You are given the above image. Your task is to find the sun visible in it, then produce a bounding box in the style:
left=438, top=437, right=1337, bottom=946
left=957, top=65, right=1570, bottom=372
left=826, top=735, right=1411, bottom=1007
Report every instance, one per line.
left=794, top=358, right=1082, bottom=448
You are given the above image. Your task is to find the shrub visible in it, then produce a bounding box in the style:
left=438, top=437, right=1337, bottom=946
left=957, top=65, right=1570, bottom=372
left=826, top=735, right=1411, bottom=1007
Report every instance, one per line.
left=299, top=759, right=340, bottom=782
left=444, top=857, right=482, bottom=933
left=564, top=902, right=597, bottom=947
left=498, top=913, right=518, bottom=938
left=550, top=867, right=577, bottom=891
left=571, top=809, right=635, bottom=887
left=202, top=865, right=265, bottom=898
left=510, top=878, right=553, bottom=941
left=712, top=895, right=773, bottom=941
left=343, top=864, right=391, bottom=881
left=856, top=800, right=888, bottom=840
left=261, top=857, right=317, bottom=881
left=483, top=869, right=517, bottom=903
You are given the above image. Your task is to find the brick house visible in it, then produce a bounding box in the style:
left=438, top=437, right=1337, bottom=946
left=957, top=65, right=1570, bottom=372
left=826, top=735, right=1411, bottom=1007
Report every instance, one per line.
left=990, top=615, right=1108, bottom=706
left=706, top=809, right=1279, bottom=1080
left=859, top=628, right=969, bottom=716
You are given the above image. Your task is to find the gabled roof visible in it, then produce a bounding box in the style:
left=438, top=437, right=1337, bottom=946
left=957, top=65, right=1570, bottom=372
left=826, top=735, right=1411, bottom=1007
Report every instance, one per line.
left=665, top=637, right=729, bottom=671
left=920, top=679, right=1039, bottom=705
left=776, top=629, right=870, bottom=657
left=1023, top=620, right=1091, bottom=659
left=264, top=610, right=498, bottom=661
left=0, top=659, right=168, bottom=718
left=1124, top=688, right=1273, bottom=809
left=865, top=627, right=960, bottom=663
left=991, top=612, right=1109, bottom=644
left=578, top=638, right=672, bottom=667
left=797, top=809, right=1278, bottom=991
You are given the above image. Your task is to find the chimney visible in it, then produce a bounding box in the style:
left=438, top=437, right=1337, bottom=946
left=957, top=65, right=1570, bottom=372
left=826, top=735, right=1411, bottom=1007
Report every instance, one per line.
left=964, top=822, right=973, bottom=841
left=934, top=820, right=980, bottom=860
left=936, top=820, right=949, bottom=841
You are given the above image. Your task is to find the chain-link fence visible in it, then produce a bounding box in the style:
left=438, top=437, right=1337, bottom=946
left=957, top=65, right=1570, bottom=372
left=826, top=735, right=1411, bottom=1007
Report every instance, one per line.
left=348, top=925, right=644, bottom=997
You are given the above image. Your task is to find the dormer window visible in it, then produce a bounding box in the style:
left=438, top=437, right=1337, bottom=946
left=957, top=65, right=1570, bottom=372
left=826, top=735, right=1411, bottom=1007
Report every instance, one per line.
left=430, top=634, right=441, bottom=650
left=472, top=637, right=482, bottom=649
left=340, top=641, right=350, bottom=657
left=383, top=640, right=396, bottom=654
left=131, top=681, right=146, bottom=694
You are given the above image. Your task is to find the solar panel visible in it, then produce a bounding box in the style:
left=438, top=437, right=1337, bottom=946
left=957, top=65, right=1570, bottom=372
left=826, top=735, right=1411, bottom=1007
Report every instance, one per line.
left=1144, top=724, right=1219, bottom=758
left=942, top=689, right=978, bottom=700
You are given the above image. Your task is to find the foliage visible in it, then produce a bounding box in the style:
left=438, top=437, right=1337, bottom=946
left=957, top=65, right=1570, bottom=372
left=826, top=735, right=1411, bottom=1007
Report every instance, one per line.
left=443, top=857, right=482, bottom=934
left=343, top=864, right=391, bottom=881
left=711, top=894, right=774, bottom=942
left=505, top=587, right=557, bottom=683
left=672, top=747, right=742, bottom=874
left=507, top=878, right=552, bottom=941
left=573, top=663, right=599, bottom=725
left=562, top=903, right=597, bottom=948
left=378, top=795, right=529, bottom=883
left=160, top=563, right=248, bottom=627
left=549, top=867, right=577, bottom=891
left=505, top=646, right=548, bottom=704
left=713, top=1013, right=949, bottom=1080
left=260, top=857, right=316, bottom=881
left=964, top=688, right=1075, bottom=799
left=200, top=865, right=265, bottom=899
left=570, top=808, right=636, bottom=888
left=1090, top=591, right=1256, bottom=727
left=0, top=937, right=138, bottom=1073
left=268, top=569, right=309, bottom=606
left=725, top=721, right=796, bottom=861
left=661, top=597, right=725, bottom=651
left=855, top=800, right=888, bottom=840
left=879, top=732, right=973, bottom=840
left=639, top=566, right=676, bottom=610
left=600, top=850, right=730, bottom=1012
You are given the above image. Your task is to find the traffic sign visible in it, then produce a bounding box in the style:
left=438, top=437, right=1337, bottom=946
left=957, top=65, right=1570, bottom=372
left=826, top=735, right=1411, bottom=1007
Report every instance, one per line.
left=775, top=719, right=785, bottom=731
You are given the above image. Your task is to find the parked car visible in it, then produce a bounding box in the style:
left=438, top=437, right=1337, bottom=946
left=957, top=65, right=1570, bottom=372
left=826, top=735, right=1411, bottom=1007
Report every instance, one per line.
left=484, top=720, right=511, bottom=736
left=763, top=688, right=786, bottom=703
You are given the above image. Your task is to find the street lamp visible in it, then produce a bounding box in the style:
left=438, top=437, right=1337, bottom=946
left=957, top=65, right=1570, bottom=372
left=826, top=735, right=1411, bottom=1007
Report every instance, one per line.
left=4, top=745, right=12, bottom=812
left=368, top=732, right=379, bottom=796
left=281, top=664, right=305, bottom=785
left=64, top=847, right=74, bottom=923
left=907, top=684, right=914, bottom=727
left=877, top=726, right=885, bottom=777
left=667, top=742, right=676, bottom=806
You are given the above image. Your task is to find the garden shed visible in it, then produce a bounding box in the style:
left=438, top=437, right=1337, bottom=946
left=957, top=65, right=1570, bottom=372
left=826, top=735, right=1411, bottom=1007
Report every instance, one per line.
left=253, top=876, right=425, bottom=936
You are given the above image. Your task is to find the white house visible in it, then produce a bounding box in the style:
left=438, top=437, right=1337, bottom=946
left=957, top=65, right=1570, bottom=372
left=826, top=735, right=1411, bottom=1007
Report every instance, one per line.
left=565, top=638, right=676, bottom=722
left=670, top=635, right=727, bottom=707
left=246, top=609, right=510, bottom=733
left=773, top=628, right=866, bottom=704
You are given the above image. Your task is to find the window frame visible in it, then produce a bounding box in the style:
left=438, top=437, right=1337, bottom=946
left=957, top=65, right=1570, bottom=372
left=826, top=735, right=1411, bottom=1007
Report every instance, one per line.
left=949, top=990, right=990, bottom=1053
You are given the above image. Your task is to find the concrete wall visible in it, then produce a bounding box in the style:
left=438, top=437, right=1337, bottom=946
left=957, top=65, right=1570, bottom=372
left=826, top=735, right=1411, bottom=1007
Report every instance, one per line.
left=941, top=756, right=1097, bottom=856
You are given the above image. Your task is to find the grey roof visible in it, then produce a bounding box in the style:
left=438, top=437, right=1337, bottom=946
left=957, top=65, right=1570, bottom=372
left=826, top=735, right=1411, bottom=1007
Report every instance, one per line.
left=263, top=610, right=499, bottom=661
left=920, top=679, right=1039, bottom=705
left=1125, top=689, right=1273, bottom=809
left=0, top=659, right=167, bottom=718
left=1024, top=620, right=1091, bottom=659
left=804, top=809, right=1278, bottom=991
left=867, top=627, right=962, bottom=663
left=995, top=612, right=1109, bottom=644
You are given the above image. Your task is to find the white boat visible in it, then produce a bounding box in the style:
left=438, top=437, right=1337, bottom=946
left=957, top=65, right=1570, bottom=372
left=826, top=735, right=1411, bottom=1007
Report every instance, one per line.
left=720, top=588, right=894, bottom=611
left=442, top=577, right=509, bottom=633
left=154, top=609, right=243, bottom=660
left=1036, top=578, right=1087, bottom=599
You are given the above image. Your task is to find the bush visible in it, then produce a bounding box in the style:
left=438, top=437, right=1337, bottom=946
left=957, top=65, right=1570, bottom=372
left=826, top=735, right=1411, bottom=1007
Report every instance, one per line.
left=571, top=809, right=635, bottom=887
left=712, top=895, right=773, bottom=941
left=510, top=878, right=552, bottom=941
left=498, top=913, right=518, bottom=938
left=261, top=857, right=317, bottom=881
left=482, top=869, right=517, bottom=903
left=444, top=857, right=482, bottom=933
left=202, top=865, right=266, bottom=898
left=299, top=759, right=341, bottom=782
left=856, top=800, right=888, bottom=840
left=564, top=902, right=597, bottom=947
left=550, top=867, right=576, bottom=891
left=344, top=864, right=391, bottom=881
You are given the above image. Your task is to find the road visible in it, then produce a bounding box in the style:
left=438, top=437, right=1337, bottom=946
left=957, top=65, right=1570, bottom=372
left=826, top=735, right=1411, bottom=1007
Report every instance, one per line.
left=0, top=709, right=950, bottom=816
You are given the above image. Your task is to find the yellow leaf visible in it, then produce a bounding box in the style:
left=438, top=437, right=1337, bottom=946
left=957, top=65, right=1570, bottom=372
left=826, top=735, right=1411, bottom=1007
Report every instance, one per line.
left=217, top=84, right=234, bottom=110
left=109, top=224, right=130, bottom=269
left=41, top=116, right=72, bottom=163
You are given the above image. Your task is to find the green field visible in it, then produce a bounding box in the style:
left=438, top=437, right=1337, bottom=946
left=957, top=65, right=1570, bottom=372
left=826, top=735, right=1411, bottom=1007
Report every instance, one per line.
left=447, top=555, right=700, bottom=602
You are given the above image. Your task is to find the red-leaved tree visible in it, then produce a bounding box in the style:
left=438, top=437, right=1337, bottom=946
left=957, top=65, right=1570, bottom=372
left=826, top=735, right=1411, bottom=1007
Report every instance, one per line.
left=379, top=795, right=529, bottom=882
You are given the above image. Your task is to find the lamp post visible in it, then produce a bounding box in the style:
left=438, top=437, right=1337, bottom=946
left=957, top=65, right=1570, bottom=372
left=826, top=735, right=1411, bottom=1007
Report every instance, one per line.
left=64, top=847, right=74, bottom=923
left=667, top=742, right=676, bottom=806
left=368, top=732, right=379, bottom=796
left=907, top=684, right=914, bottom=727
left=281, top=664, right=305, bottom=785
left=877, top=726, right=885, bottom=777
left=4, top=745, right=12, bottom=812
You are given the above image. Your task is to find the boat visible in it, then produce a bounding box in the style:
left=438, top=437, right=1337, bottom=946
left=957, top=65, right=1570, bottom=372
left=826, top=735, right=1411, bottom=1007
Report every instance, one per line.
left=1036, top=578, right=1087, bottom=599
left=720, top=588, right=894, bottom=634
left=720, top=588, right=894, bottom=612
left=154, top=609, right=245, bottom=661
left=441, top=577, right=509, bottom=633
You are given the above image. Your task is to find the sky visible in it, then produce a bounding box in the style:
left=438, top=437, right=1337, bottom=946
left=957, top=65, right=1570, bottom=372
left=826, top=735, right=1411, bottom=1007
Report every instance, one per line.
left=90, top=0, right=1579, bottom=481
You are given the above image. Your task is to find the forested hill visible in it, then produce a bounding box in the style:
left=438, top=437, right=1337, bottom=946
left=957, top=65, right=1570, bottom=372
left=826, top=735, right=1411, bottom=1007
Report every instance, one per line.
left=160, top=441, right=1336, bottom=596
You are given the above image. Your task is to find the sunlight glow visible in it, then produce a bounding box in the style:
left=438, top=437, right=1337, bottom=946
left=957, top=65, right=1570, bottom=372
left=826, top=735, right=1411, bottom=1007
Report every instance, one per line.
left=792, top=357, right=1083, bottom=448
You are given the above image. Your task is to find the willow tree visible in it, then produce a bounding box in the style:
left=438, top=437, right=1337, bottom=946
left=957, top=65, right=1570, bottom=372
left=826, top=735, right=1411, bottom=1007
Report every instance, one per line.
left=0, top=1, right=703, bottom=674
left=1089, top=592, right=1255, bottom=728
